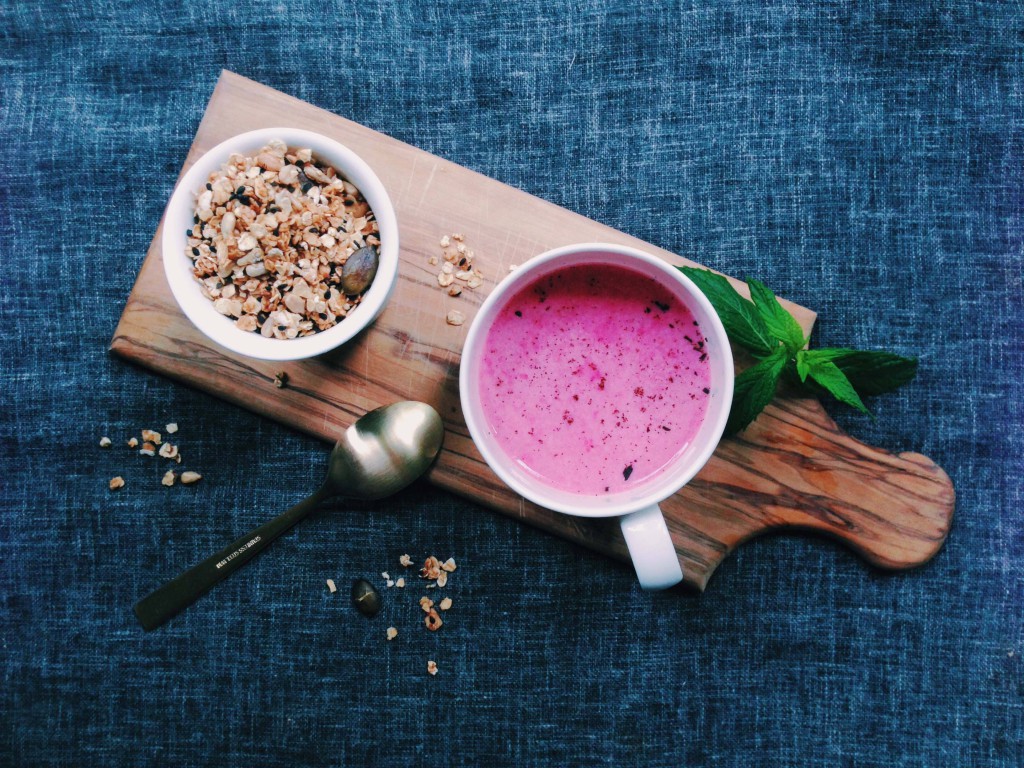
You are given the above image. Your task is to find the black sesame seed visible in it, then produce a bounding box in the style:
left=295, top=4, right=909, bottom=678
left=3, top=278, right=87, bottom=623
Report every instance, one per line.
left=623, top=465, right=634, bottom=481
left=301, top=182, right=313, bottom=193
left=236, top=186, right=246, bottom=195
left=515, top=310, right=522, bottom=317
left=319, top=312, right=328, bottom=320
left=191, top=247, right=200, bottom=256
left=205, top=183, right=212, bottom=190
left=702, top=387, right=710, bottom=394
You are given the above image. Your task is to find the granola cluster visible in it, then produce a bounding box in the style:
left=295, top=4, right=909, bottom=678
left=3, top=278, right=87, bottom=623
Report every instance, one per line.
left=430, top=233, right=484, bottom=298
left=185, top=140, right=380, bottom=339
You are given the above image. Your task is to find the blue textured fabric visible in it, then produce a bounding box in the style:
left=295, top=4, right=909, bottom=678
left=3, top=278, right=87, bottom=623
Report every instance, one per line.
left=2, top=1, right=1021, bottom=765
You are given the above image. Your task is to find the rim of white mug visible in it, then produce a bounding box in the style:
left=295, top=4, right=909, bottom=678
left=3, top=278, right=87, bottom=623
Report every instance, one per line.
left=459, top=242, right=734, bottom=519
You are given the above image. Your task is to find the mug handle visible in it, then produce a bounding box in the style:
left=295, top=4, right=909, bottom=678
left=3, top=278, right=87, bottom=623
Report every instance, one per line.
left=619, top=504, right=683, bottom=590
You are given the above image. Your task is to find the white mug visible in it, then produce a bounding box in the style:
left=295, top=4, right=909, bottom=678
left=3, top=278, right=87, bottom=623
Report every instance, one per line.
left=459, top=243, right=733, bottom=589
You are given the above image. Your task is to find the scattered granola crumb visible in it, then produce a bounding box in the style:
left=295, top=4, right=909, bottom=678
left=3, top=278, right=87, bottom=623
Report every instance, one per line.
left=425, top=609, right=443, bottom=631
left=141, top=429, right=162, bottom=445
left=419, top=596, right=434, bottom=613
left=441, top=558, right=457, bottom=572
left=452, top=233, right=464, bottom=242
left=381, top=571, right=391, bottom=581
left=386, top=627, right=398, bottom=641
left=446, top=310, right=465, bottom=327
left=109, top=476, right=125, bottom=491
left=274, top=371, right=289, bottom=389
left=139, top=442, right=156, bottom=457
left=180, top=471, right=202, bottom=485
left=99, top=436, right=112, bottom=448
left=161, top=470, right=176, bottom=487
left=386, top=579, right=395, bottom=588
left=436, top=571, right=448, bottom=588
left=399, top=554, right=413, bottom=567
left=326, top=579, right=337, bottom=594
left=395, top=577, right=405, bottom=588
left=427, top=660, right=438, bottom=676
left=509, top=264, right=518, bottom=272
left=165, top=423, right=179, bottom=434
left=428, top=255, right=438, bottom=266
left=447, top=285, right=462, bottom=297
left=439, top=597, right=452, bottom=611
left=158, top=443, right=179, bottom=460
left=439, top=235, right=450, bottom=247
left=127, top=437, right=139, bottom=448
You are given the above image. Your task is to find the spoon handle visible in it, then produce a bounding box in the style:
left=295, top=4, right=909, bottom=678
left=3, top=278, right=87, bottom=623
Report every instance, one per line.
left=133, top=487, right=331, bottom=631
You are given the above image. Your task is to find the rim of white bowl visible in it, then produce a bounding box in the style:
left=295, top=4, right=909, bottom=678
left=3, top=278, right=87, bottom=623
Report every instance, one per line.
left=161, top=127, right=399, bottom=361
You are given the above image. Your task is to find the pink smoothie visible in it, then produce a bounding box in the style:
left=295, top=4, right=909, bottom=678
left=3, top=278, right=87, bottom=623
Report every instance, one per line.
left=478, top=262, right=712, bottom=496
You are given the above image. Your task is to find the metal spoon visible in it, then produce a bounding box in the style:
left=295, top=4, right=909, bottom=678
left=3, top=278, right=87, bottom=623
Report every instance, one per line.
left=134, top=401, right=444, bottom=631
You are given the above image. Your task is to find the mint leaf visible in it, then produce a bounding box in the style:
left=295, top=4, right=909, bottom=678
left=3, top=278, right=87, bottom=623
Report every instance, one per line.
left=795, top=349, right=812, bottom=382
left=747, top=278, right=806, bottom=354
left=679, top=267, right=775, bottom=356
left=726, top=347, right=789, bottom=435
left=803, top=358, right=870, bottom=414
left=801, top=348, right=917, bottom=396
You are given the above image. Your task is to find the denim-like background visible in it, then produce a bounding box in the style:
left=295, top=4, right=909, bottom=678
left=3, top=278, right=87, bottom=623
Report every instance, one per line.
left=2, top=1, right=1021, bottom=765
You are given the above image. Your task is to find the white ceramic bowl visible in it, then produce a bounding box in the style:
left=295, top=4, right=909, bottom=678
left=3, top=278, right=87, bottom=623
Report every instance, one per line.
left=162, top=127, right=399, bottom=361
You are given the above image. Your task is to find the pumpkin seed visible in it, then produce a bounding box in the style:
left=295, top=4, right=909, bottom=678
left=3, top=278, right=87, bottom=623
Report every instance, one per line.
left=351, top=578, right=382, bottom=617
left=341, top=246, right=379, bottom=296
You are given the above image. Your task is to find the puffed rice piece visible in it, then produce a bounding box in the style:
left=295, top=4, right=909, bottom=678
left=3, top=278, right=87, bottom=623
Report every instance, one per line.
left=109, top=476, right=125, bottom=491
left=180, top=471, right=202, bottom=485
left=439, top=597, right=453, bottom=611
left=326, top=579, right=337, bottom=593
left=399, top=554, right=413, bottom=567
left=165, top=423, right=178, bottom=434
left=161, top=470, right=176, bottom=487
left=386, top=627, right=398, bottom=641
left=427, top=660, right=438, bottom=675
left=99, top=436, right=112, bottom=448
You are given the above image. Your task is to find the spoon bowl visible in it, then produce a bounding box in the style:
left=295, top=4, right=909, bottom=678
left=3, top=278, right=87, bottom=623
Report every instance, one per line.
left=134, top=401, right=444, bottom=631
left=328, top=401, right=444, bottom=500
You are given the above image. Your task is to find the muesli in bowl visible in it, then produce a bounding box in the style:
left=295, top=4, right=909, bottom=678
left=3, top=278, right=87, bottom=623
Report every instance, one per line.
left=162, top=127, right=399, bottom=361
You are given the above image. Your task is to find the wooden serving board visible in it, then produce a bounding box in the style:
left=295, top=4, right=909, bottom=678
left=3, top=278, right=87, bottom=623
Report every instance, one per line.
left=111, top=71, right=955, bottom=590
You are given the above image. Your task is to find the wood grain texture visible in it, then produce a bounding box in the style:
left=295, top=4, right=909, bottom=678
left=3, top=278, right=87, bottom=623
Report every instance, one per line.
left=111, top=72, right=955, bottom=590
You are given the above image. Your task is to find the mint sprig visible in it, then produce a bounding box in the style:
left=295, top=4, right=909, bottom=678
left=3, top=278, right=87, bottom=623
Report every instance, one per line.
left=680, top=267, right=918, bottom=435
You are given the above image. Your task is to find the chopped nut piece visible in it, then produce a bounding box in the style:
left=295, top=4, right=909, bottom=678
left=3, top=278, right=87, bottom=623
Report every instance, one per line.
left=427, top=660, right=438, bottom=676
left=161, top=470, right=176, bottom=487
left=436, top=571, right=448, bottom=588
left=439, top=597, right=453, bottom=611
left=158, top=443, right=179, bottom=460
left=439, top=235, right=450, bottom=247
left=399, top=554, right=413, bottom=567
left=419, top=596, right=434, bottom=613
left=139, top=442, right=156, bottom=457
left=127, top=437, right=139, bottom=448
left=425, top=609, right=443, bottom=631
left=99, top=436, right=112, bottom=448
left=441, top=557, right=457, bottom=572
left=447, top=285, right=462, bottom=297
left=109, top=476, right=125, bottom=491
left=395, top=577, right=405, bottom=588
left=141, top=429, right=162, bottom=445
left=326, top=579, right=337, bottom=593
left=180, top=471, right=202, bottom=485
left=446, top=310, right=465, bottom=327
left=165, top=423, right=178, bottom=434
left=386, top=626, right=398, bottom=641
